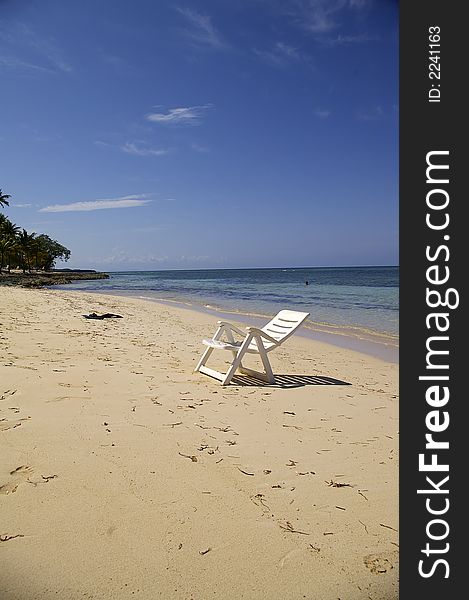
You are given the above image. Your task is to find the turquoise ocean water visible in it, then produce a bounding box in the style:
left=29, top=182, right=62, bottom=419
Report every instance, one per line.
left=60, top=266, right=398, bottom=354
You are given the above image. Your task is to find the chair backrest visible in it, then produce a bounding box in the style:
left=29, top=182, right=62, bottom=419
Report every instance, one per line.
left=261, top=310, right=310, bottom=345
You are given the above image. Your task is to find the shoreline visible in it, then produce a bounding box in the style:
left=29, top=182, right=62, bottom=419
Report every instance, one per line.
left=55, top=286, right=399, bottom=364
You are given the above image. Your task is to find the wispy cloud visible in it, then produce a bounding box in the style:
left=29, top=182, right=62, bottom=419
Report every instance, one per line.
left=39, top=194, right=152, bottom=213
left=146, top=104, right=213, bottom=126
left=87, top=251, right=226, bottom=269
left=281, top=0, right=371, bottom=36
left=254, top=42, right=307, bottom=67
left=176, top=7, right=226, bottom=49
left=295, top=0, right=346, bottom=34
left=11, top=203, right=33, bottom=208
left=32, top=133, right=63, bottom=143
left=314, top=108, right=331, bottom=119
left=90, top=250, right=169, bottom=265
left=349, top=0, right=370, bottom=8
left=357, top=106, right=384, bottom=121
left=321, top=32, right=379, bottom=46
left=0, top=56, right=53, bottom=73
left=0, top=21, right=72, bottom=74
left=94, top=140, right=113, bottom=149
left=191, top=142, right=209, bottom=153
left=274, top=42, right=301, bottom=61
left=95, top=140, right=170, bottom=156
left=120, top=141, right=170, bottom=156
left=100, top=53, right=134, bottom=75
left=29, top=34, right=72, bottom=74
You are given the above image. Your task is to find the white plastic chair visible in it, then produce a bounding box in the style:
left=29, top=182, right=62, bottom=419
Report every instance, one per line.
left=194, top=310, right=310, bottom=385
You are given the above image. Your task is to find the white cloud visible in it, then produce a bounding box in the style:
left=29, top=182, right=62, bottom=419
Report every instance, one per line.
left=1, top=21, right=72, bottom=74
left=11, top=203, right=33, bottom=208
left=146, top=104, right=212, bottom=126
left=90, top=251, right=169, bottom=265
left=88, top=251, right=224, bottom=267
left=322, top=33, right=379, bottom=46
left=95, top=140, right=170, bottom=156
left=39, top=195, right=152, bottom=213
left=276, top=42, right=301, bottom=60
left=94, top=140, right=112, bottom=148
left=349, top=0, right=370, bottom=9
left=357, top=106, right=384, bottom=121
left=120, top=142, right=170, bottom=156
left=254, top=42, right=306, bottom=67
left=0, top=56, right=52, bottom=73
left=100, top=53, right=133, bottom=75
left=31, top=38, right=72, bottom=74
left=176, top=7, right=225, bottom=48
left=282, top=0, right=371, bottom=36
left=314, top=108, right=331, bottom=119
left=298, top=0, right=346, bottom=34
left=191, top=142, right=209, bottom=153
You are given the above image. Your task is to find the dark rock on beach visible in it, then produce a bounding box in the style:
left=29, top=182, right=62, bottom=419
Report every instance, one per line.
left=0, top=270, right=110, bottom=288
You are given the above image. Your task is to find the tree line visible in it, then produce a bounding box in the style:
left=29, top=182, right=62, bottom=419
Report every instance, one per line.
left=0, top=188, right=71, bottom=273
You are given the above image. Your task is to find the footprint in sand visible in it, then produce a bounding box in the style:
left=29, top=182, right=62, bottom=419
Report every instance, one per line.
left=364, top=551, right=398, bottom=574
left=0, top=418, right=27, bottom=432
left=0, top=465, right=34, bottom=495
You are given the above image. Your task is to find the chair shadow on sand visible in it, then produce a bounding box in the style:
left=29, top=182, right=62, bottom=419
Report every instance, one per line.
left=230, top=373, right=351, bottom=388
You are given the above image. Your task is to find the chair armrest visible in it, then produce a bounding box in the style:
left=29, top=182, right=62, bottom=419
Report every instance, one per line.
left=217, top=321, right=246, bottom=337
left=246, top=327, right=279, bottom=345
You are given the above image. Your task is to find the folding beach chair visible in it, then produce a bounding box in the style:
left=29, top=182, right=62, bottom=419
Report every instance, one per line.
left=194, top=310, right=310, bottom=385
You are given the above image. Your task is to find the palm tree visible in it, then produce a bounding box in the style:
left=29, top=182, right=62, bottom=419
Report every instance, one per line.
left=18, top=229, right=36, bottom=273
left=0, top=213, right=8, bottom=234
left=1, top=219, right=21, bottom=272
left=1, top=218, right=20, bottom=238
left=0, top=189, right=11, bottom=208
left=0, top=237, right=13, bottom=272
left=17, top=229, right=36, bottom=273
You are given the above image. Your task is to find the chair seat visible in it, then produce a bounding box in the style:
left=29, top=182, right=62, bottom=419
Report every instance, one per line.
left=202, top=338, right=272, bottom=353
left=202, top=338, right=241, bottom=350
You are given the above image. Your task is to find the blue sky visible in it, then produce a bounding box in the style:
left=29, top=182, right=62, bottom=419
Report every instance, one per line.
left=1, top=0, right=398, bottom=270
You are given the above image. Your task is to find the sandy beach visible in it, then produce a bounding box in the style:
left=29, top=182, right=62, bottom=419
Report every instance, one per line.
left=0, top=287, right=398, bottom=599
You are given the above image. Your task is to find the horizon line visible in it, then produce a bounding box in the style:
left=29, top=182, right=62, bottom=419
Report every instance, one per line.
left=63, top=264, right=399, bottom=273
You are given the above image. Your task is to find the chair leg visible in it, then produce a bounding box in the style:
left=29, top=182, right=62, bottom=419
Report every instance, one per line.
left=194, top=346, right=213, bottom=373
left=224, top=328, right=241, bottom=365
left=238, top=335, right=275, bottom=384
left=221, top=334, right=253, bottom=385
left=257, top=345, right=275, bottom=384
left=194, top=325, right=225, bottom=373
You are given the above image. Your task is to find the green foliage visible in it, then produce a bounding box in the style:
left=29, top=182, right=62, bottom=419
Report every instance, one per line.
left=35, top=234, right=71, bottom=270
left=0, top=189, right=11, bottom=208
left=1, top=190, right=72, bottom=272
